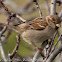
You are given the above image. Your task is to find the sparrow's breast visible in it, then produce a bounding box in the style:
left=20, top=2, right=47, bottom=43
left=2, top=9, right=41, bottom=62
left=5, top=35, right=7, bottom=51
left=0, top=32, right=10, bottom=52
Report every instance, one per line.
left=21, top=26, right=56, bottom=44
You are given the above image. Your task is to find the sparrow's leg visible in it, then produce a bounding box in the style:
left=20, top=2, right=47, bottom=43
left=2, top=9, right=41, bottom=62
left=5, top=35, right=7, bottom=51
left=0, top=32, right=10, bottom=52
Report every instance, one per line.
left=31, top=42, right=43, bottom=52
left=32, top=40, right=48, bottom=52
left=32, top=40, right=48, bottom=59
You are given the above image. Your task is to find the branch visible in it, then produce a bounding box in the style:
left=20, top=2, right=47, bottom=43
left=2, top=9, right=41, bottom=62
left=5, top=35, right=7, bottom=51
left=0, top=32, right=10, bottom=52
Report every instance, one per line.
left=58, top=10, right=62, bottom=20
left=32, top=41, right=48, bottom=62
left=0, top=40, right=7, bottom=62
left=48, top=34, right=62, bottom=57
left=45, top=31, right=58, bottom=60
left=0, top=13, right=9, bottom=62
left=0, top=0, right=26, bottom=22
left=33, top=0, right=42, bottom=16
left=8, top=34, right=20, bottom=62
left=50, top=0, right=56, bottom=15
left=32, top=51, right=41, bottom=62
left=16, top=15, right=26, bottom=22
left=46, top=45, right=62, bottom=62
left=0, top=8, right=17, bottom=62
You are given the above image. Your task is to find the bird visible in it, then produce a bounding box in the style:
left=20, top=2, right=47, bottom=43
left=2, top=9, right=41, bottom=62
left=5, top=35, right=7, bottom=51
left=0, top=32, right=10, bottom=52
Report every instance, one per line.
left=0, top=15, right=61, bottom=52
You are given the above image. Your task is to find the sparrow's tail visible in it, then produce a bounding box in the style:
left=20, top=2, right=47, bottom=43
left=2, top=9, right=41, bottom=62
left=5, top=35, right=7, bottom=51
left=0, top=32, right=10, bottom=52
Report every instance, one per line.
left=0, top=23, right=20, bottom=33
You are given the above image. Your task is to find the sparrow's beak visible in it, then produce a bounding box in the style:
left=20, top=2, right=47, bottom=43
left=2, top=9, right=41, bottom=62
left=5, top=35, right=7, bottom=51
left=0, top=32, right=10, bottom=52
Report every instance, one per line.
left=56, top=24, right=60, bottom=28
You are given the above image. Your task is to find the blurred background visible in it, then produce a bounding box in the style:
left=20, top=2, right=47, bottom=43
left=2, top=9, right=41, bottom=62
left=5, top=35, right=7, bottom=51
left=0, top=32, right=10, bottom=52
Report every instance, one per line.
left=0, top=0, right=62, bottom=62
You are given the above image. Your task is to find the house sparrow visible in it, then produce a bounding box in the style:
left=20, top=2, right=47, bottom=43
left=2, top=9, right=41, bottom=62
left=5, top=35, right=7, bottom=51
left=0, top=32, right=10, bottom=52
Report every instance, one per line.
left=0, top=15, right=61, bottom=51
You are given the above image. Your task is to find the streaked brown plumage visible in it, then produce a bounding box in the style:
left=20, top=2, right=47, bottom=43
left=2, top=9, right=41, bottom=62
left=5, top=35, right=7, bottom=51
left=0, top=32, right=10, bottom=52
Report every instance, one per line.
left=0, top=15, right=61, bottom=51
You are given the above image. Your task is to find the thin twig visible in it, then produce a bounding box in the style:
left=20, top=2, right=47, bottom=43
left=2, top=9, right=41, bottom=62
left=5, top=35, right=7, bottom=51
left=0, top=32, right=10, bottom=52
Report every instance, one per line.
left=16, top=15, right=26, bottom=22
left=45, top=31, right=58, bottom=61
left=36, top=2, right=42, bottom=17
left=46, top=45, right=62, bottom=62
left=8, top=34, right=20, bottom=62
left=51, top=34, right=62, bottom=53
left=32, top=41, right=48, bottom=62
left=32, top=51, right=41, bottom=62
left=49, top=31, right=57, bottom=53
left=0, top=39, right=7, bottom=62
left=0, top=10, right=10, bottom=62
left=45, top=33, right=61, bottom=61
left=0, top=0, right=26, bottom=22
left=59, top=10, right=62, bottom=20
left=33, top=0, right=42, bottom=17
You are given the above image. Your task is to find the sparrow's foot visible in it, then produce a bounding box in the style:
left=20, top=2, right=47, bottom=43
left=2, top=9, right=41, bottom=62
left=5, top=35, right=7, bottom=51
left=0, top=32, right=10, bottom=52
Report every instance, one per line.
left=35, top=47, right=46, bottom=59
left=35, top=47, right=43, bottom=52
left=32, top=42, right=46, bottom=59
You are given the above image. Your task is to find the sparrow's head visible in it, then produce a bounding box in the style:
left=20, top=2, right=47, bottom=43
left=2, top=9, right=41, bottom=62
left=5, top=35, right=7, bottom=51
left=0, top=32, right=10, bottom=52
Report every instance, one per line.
left=46, top=15, right=61, bottom=28
left=46, top=15, right=61, bottom=24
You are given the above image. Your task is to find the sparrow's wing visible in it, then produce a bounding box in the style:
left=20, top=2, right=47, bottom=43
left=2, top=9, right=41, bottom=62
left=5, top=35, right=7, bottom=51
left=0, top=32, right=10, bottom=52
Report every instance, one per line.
left=18, top=17, right=48, bottom=30
left=28, top=17, right=48, bottom=30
